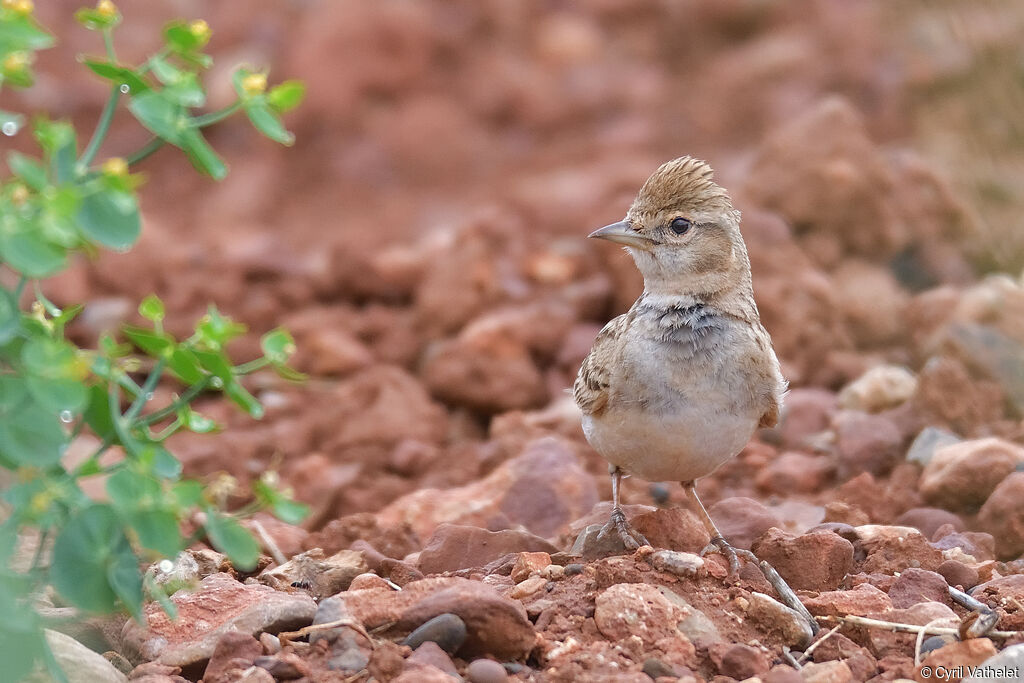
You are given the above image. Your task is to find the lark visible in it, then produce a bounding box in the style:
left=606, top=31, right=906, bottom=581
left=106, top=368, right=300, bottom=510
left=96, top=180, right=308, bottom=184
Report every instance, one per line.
left=575, top=156, right=787, bottom=572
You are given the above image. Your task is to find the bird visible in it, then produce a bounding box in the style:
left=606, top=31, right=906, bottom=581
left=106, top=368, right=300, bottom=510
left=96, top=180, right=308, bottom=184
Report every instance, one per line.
left=574, top=155, right=787, bottom=573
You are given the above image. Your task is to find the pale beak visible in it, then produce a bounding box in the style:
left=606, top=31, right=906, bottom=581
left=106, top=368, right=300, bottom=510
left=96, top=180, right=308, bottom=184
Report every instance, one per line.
left=588, top=220, right=655, bottom=250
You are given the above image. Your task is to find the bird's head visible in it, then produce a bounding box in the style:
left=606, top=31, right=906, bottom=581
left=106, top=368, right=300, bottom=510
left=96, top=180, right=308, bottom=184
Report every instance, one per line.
left=590, top=156, right=750, bottom=298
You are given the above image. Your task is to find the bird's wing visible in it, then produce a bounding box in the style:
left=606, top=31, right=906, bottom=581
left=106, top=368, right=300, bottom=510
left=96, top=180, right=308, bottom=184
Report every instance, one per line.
left=758, top=397, right=780, bottom=428
left=574, top=314, right=629, bottom=416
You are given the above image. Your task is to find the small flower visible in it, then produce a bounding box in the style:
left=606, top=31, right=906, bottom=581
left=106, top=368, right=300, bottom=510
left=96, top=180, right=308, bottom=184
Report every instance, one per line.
left=2, top=50, right=30, bottom=75
left=95, top=0, right=117, bottom=18
left=241, top=72, right=267, bottom=96
left=10, top=183, right=29, bottom=205
left=188, top=19, right=211, bottom=44
left=2, top=0, right=34, bottom=16
left=102, top=156, right=129, bottom=177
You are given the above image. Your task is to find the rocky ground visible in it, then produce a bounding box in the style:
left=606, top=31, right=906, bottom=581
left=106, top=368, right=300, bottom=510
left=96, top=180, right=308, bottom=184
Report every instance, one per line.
left=13, top=1, right=1024, bottom=682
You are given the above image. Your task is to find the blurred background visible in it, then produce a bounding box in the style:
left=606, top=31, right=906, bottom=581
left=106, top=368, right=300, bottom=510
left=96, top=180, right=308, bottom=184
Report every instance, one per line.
left=7, top=1, right=1024, bottom=536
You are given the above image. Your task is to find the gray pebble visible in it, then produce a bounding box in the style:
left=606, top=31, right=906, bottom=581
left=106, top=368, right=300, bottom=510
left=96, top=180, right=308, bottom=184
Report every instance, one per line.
left=467, top=658, right=509, bottom=683
left=402, top=613, right=467, bottom=655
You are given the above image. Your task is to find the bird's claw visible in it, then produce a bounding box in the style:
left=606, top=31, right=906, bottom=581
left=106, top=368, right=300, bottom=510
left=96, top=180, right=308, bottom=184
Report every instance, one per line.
left=598, top=508, right=651, bottom=551
left=700, top=535, right=757, bottom=579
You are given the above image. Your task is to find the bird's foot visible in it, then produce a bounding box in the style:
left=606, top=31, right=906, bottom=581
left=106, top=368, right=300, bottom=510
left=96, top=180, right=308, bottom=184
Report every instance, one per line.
left=598, top=507, right=651, bottom=551
left=700, top=535, right=758, bottom=579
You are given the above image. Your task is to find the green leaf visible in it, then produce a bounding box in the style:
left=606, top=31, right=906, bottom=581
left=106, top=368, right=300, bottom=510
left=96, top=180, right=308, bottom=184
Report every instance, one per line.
left=260, top=328, right=295, bottom=365
left=179, top=126, right=226, bottom=179
left=267, top=80, right=305, bottom=113
left=128, top=91, right=186, bottom=145
left=50, top=505, right=130, bottom=613
left=0, top=375, right=28, bottom=413
left=142, top=444, right=182, bottom=480
left=163, top=20, right=210, bottom=54
left=0, top=225, right=67, bottom=278
left=204, top=511, right=259, bottom=571
left=244, top=99, right=293, bottom=145
left=32, top=118, right=77, bottom=183
left=272, top=498, right=309, bottom=526
left=123, top=326, right=174, bottom=356
left=166, top=347, right=205, bottom=384
left=73, top=7, right=121, bottom=31
left=163, top=72, right=205, bottom=108
left=128, top=508, right=182, bottom=559
left=7, top=151, right=47, bottom=190
left=21, top=337, right=89, bottom=414
left=138, top=294, right=165, bottom=323
left=0, top=400, right=67, bottom=467
left=107, top=545, right=144, bottom=620
left=195, top=306, right=246, bottom=348
left=171, top=480, right=203, bottom=508
left=83, top=383, right=116, bottom=441
left=0, top=12, right=55, bottom=52
left=0, top=288, right=19, bottom=345
left=83, top=59, right=150, bottom=95
left=178, top=405, right=217, bottom=433
left=106, top=469, right=161, bottom=510
left=225, top=381, right=263, bottom=419
left=76, top=186, right=141, bottom=250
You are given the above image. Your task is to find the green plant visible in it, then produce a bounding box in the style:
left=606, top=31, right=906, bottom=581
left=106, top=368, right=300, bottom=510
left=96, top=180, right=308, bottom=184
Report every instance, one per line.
left=0, top=1, right=307, bottom=678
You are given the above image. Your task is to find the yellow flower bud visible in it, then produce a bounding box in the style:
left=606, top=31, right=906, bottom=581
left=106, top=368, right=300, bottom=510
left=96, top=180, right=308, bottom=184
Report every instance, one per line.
left=102, top=157, right=129, bottom=177
left=189, top=19, right=210, bottom=41
left=241, top=72, right=267, bottom=96
left=2, top=51, right=29, bottom=74
left=2, top=0, right=34, bottom=16
left=95, top=0, right=117, bottom=18
left=10, top=183, right=29, bottom=204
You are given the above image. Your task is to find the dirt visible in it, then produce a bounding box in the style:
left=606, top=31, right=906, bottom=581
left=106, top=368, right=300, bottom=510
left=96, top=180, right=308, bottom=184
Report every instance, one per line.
left=11, top=1, right=1024, bottom=682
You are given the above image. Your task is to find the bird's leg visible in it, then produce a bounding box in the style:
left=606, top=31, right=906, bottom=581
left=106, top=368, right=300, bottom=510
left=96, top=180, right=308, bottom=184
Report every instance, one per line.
left=598, top=466, right=651, bottom=550
left=683, top=481, right=758, bottom=578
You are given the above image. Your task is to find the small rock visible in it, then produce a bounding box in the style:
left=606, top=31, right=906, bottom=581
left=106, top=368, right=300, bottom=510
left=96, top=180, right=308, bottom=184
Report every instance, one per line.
left=466, top=658, right=509, bottom=683
left=710, top=643, right=769, bottom=679
left=964, top=643, right=1024, bottom=682
left=510, top=552, right=552, bottom=583
left=799, top=659, right=853, bottom=683
left=120, top=573, right=316, bottom=668
left=569, top=523, right=627, bottom=560
left=855, top=525, right=944, bottom=573
left=592, top=583, right=696, bottom=653
left=417, top=524, right=559, bottom=575
left=258, top=548, right=369, bottom=599
left=641, top=657, right=678, bottom=679
left=254, top=654, right=309, bottom=680
left=833, top=410, right=903, bottom=480
left=203, top=632, right=262, bottom=683
left=708, top=497, right=782, bottom=550
left=41, top=630, right=127, bottom=683
left=777, top=388, right=838, bottom=450
left=887, top=568, right=951, bottom=609
left=402, top=613, right=467, bottom=655
left=803, top=583, right=893, bottom=618
left=407, top=642, right=457, bottom=676
left=905, top=426, right=961, bottom=466
left=348, top=573, right=392, bottom=591
left=258, top=633, right=280, bottom=655
left=510, top=575, right=547, bottom=599
left=977, top=472, right=1024, bottom=559
left=944, top=323, right=1024, bottom=415
left=920, top=635, right=956, bottom=657
left=920, top=438, right=1024, bottom=512
left=568, top=504, right=711, bottom=556
left=649, top=549, right=704, bottom=578
left=932, top=530, right=996, bottom=562
left=563, top=563, right=584, bottom=576
left=935, top=560, right=979, bottom=590
left=895, top=508, right=965, bottom=539
left=756, top=452, right=833, bottom=494
left=751, top=528, right=854, bottom=591
left=838, top=365, right=918, bottom=413
left=915, top=639, right=997, bottom=682
left=971, top=575, right=1024, bottom=630
left=744, top=592, right=814, bottom=648
left=648, top=483, right=671, bottom=505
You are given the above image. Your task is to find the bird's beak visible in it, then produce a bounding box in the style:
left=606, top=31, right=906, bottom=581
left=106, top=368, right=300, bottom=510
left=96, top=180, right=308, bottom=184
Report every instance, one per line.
left=588, top=220, right=655, bottom=250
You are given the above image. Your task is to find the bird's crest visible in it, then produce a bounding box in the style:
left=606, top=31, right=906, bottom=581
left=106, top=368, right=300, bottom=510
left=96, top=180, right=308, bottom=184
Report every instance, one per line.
left=628, top=156, right=735, bottom=219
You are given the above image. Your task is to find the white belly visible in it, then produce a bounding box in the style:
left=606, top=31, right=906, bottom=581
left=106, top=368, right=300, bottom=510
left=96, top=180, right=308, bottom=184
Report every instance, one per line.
left=582, top=405, right=756, bottom=482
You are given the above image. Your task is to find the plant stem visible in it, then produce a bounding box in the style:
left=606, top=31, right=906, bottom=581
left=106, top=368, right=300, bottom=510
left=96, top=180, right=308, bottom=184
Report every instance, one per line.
left=102, top=27, right=116, bottom=61
left=126, top=137, right=165, bottom=166
left=108, top=380, right=138, bottom=457
left=13, top=275, right=27, bottom=300
left=137, top=375, right=213, bottom=427
left=149, top=418, right=181, bottom=442
left=234, top=357, right=271, bottom=375
left=192, top=100, right=242, bottom=127
left=79, top=85, right=121, bottom=167
left=30, top=529, right=49, bottom=571
left=124, top=357, right=166, bottom=423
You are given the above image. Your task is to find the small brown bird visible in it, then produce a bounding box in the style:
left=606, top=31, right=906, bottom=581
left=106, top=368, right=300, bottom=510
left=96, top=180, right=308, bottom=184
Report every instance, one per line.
left=575, top=156, right=787, bottom=570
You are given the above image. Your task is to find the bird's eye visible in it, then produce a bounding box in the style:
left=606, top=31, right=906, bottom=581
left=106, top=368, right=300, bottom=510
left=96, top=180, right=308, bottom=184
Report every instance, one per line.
left=670, top=217, right=692, bottom=234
